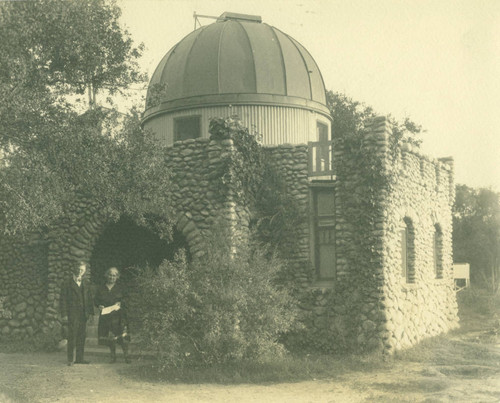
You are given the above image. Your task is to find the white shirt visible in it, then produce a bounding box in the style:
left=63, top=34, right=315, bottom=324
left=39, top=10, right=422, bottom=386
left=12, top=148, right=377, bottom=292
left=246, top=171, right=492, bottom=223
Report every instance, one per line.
left=73, top=275, right=82, bottom=287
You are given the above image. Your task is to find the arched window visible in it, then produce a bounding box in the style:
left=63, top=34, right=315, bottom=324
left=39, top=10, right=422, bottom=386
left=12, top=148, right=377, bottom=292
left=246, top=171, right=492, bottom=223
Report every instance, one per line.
left=401, top=218, right=415, bottom=283
left=433, top=224, right=443, bottom=279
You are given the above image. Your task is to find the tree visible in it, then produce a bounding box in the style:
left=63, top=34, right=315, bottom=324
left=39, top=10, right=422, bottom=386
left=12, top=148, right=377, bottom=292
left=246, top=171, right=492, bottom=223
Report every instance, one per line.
left=0, top=0, right=145, bottom=113
left=326, top=91, right=423, bottom=148
left=0, top=0, right=172, bottom=235
left=453, top=184, right=500, bottom=290
left=0, top=0, right=146, bottom=154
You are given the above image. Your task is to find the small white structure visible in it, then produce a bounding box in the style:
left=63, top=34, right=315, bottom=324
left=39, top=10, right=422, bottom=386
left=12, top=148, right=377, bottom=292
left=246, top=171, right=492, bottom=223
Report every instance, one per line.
left=453, top=263, right=470, bottom=290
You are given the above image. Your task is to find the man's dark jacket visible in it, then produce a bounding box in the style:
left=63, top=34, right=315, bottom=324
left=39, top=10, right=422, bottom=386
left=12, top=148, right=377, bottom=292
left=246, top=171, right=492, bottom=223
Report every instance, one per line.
left=59, top=277, right=94, bottom=322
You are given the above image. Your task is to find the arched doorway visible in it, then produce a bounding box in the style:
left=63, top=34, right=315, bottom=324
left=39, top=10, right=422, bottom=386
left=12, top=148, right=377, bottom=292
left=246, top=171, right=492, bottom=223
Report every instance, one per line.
left=88, top=215, right=189, bottom=332
left=89, top=215, right=189, bottom=285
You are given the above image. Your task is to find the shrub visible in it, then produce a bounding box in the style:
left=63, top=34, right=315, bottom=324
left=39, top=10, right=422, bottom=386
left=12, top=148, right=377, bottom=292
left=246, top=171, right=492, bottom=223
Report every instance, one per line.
left=135, top=225, right=299, bottom=369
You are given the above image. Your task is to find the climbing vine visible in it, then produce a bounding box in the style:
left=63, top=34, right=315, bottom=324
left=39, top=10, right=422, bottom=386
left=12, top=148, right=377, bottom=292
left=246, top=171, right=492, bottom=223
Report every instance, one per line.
left=208, top=116, right=306, bottom=258
left=333, top=116, right=408, bottom=281
left=308, top=117, right=410, bottom=353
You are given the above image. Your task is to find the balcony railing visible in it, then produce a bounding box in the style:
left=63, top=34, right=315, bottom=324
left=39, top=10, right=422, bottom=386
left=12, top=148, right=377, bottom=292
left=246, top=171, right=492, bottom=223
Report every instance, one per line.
left=308, top=140, right=334, bottom=177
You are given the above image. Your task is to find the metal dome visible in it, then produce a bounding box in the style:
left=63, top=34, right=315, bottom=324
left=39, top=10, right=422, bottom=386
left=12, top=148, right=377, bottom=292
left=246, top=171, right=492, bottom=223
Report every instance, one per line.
left=144, top=12, right=329, bottom=122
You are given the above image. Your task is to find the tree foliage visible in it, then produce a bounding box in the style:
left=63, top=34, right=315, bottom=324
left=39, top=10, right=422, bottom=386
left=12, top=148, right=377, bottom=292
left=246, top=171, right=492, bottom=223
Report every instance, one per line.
left=326, top=91, right=423, bottom=148
left=0, top=0, right=145, bottom=114
left=453, top=184, right=500, bottom=290
left=0, top=0, right=172, bottom=235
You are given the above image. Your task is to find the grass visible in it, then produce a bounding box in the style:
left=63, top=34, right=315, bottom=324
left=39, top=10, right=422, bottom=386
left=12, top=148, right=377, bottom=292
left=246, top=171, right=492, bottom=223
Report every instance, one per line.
left=122, top=287, right=499, bottom=384
left=2, top=287, right=498, bottom=386
left=119, top=350, right=391, bottom=384
left=370, top=379, right=448, bottom=393
left=393, top=287, right=500, bottom=379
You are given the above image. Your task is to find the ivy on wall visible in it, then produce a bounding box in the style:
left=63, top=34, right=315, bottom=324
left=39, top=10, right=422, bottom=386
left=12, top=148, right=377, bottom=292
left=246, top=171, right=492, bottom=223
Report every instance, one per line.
left=334, top=117, right=408, bottom=276
left=208, top=117, right=306, bottom=259
left=288, top=117, right=411, bottom=354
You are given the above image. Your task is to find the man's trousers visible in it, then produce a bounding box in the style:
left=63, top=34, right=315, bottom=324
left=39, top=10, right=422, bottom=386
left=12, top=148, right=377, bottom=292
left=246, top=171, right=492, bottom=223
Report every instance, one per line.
left=67, top=314, right=87, bottom=363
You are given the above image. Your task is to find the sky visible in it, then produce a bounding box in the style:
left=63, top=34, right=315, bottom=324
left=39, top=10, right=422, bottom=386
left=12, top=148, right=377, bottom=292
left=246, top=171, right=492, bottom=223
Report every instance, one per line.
left=117, top=0, right=500, bottom=192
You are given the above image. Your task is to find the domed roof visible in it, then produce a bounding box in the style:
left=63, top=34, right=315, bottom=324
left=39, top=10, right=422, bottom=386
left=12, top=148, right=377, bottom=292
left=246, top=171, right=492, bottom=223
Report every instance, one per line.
left=144, top=12, right=329, bottom=120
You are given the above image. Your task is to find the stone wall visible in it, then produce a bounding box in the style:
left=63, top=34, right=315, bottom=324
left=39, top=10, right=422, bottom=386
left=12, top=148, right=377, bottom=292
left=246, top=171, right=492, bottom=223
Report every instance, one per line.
left=377, top=121, right=459, bottom=353
left=261, top=117, right=458, bottom=354
left=260, top=130, right=390, bottom=353
left=321, top=116, right=457, bottom=353
left=0, top=121, right=458, bottom=352
left=0, top=137, right=250, bottom=339
left=262, top=144, right=312, bottom=285
left=163, top=137, right=250, bottom=249
left=0, top=232, right=48, bottom=339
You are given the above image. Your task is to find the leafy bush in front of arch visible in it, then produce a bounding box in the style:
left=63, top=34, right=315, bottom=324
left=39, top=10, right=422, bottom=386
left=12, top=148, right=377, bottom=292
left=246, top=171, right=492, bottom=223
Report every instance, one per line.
left=135, top=226, right=299, bottom=369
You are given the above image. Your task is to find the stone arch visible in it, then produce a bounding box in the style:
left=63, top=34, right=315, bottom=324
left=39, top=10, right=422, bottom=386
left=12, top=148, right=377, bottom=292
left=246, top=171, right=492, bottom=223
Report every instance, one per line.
left=173, top=212, right=206, bottom=260
left=42, top=191, right=209, bottom=331
left=89, top=215, right=191, bottom=285
left=43, top=198, right=107, bottom=330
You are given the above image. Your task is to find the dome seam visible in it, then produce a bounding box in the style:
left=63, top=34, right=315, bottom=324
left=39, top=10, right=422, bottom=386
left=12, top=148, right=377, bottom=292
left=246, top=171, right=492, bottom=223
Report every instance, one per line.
left=235, top=21, right=257, bottom=94
left=217, top=22, right=229, bottom=94
left=158, top=43, right=179, bottom=96
left=276, top=26, right=313, bottom=100
left=267, top=24, right=287, bottom=96
left=290, top=37, right=327, bottom=104
left=183, top=25, right=210, bottom=97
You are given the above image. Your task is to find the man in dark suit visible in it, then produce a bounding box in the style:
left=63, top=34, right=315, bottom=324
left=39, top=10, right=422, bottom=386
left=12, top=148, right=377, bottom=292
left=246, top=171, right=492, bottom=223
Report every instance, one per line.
left=60, top=261, right=94, bottom=366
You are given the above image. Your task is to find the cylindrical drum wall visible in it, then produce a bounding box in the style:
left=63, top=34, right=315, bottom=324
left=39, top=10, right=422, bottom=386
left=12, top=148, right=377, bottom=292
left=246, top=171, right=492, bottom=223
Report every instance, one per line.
left=144, top=104, right=331, bottom=146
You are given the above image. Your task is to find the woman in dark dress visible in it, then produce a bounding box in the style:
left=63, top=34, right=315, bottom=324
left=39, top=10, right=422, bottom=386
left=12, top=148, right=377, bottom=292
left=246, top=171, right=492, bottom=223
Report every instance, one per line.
left=95, top=267, right=130, bottom=363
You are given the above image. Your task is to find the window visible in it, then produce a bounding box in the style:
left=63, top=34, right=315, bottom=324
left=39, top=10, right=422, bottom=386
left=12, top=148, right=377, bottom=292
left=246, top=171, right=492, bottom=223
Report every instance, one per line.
left=401, top=218, right=415, bottom=283
left=316, top=122, right=329, bottom=171
left=400, top=225, right=408, bottom=280
left=433, top=224, right=443, bottom=279
left=317, top=121, right=328, bottom=142
left=174, top=116, right=201, bottom=142
left=313, top=188, right=336, bottom=280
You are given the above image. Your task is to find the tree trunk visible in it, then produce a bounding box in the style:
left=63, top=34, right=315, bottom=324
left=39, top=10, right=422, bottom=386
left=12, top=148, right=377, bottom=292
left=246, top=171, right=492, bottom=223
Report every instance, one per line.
left=87, top=84, right=93, bottom=110
left=493, top=257, right=499, bottom=293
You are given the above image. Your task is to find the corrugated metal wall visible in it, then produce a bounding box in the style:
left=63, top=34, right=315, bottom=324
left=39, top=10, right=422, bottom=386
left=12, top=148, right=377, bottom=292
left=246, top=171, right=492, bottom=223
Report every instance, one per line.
left=144, top=105, right=331, bottom=146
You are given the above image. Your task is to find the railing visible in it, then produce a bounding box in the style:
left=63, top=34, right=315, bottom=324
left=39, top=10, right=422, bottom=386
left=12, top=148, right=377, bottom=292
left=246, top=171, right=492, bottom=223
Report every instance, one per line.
left=308, top=140, right=334, bottom=177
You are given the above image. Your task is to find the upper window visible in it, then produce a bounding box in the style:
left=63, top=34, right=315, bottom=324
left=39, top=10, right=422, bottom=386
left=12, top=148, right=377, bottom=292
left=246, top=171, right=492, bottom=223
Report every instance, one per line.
left=315, top=121, right=331, bottom=174
left=313, top=188, right=336, bottom=280
left=174, top=116, right=201, bottom=142
left=433, top=224, right=443, bottom=279
left=317, top=121, right=328, bottom=142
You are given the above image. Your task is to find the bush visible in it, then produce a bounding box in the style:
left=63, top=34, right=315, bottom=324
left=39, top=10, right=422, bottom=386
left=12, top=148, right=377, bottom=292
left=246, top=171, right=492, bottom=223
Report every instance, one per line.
left=135, top=226, right=299, bottom=369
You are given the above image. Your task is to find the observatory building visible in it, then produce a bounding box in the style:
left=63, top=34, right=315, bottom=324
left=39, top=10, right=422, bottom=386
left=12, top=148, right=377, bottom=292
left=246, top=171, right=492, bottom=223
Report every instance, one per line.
left=0, top=11, right=459, bottom=355
left=143, top=12, right=331, bottom=146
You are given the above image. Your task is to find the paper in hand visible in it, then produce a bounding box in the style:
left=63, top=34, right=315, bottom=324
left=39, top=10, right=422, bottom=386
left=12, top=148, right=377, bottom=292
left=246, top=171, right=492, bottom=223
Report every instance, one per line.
left=101, top=303, right=121, bottom=315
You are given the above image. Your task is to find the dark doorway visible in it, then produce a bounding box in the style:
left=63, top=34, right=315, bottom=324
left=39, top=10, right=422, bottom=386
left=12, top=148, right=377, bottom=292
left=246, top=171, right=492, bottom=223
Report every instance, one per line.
left=89, top=215, right=189, bottom=285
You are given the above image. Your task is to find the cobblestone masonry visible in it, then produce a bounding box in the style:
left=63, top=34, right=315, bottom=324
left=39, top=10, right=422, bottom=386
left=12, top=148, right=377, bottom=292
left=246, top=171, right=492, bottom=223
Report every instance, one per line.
left=0, top=118, right=457, bottom=353
left=260, top=117, right=457, bottom=353
left=0, top=138, right=249, bottom=338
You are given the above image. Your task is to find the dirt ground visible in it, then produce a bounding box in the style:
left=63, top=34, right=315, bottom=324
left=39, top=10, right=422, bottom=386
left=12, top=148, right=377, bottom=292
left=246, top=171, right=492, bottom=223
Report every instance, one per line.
left=1, top=341, right=498, bottom=402
left=1, top=291, right=499, bottom=403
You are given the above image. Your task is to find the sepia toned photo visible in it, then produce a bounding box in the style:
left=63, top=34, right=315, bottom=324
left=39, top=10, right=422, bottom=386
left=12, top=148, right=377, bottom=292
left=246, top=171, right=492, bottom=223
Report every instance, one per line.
left=0, top=0, right=499, bottom=401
